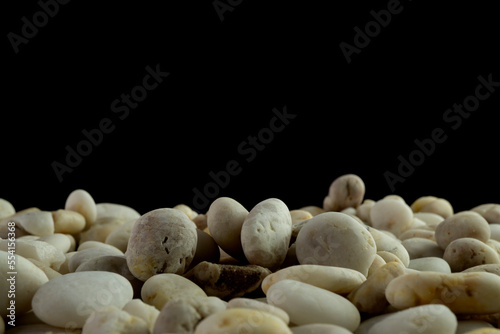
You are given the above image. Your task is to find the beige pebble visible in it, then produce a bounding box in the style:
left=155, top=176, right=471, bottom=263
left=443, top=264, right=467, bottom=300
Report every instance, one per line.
left=462, top=264, right=500, bottom=276
left=0, top=198, right=15, bottom=219
left=27, top=258, right=62, bottom=280
left=78, top=240, right=122, bottom=252
left=69, top=246, right=124, bottom=272
left=299, top=205, right=324, bottom=216
left=420, top=198, right=454, bottom=219
left=190, top=228, right=220, bottom=269
left=367, top=304, right=457, bottom=334
left=206, top=197, right=248, bottom=260
left=368, top=227, right=410, bottom=267
left=262, top=264, right=366, bottom=295
left=0, top=251, right=48, bottom=317
left=65, top=189, right=97, bottom=228
left=267, top=280, right=360, bottom=331
left=38, top=233, right=72, bottom=253
left=122, top=299, right=160, bottom=334
left=399, top=229, right=435, bottom=241
left=52, top=209, right=86, bottom=234
left=14, top=211, right=54, bottom=237
left=323, top=174, right=365, bottom=212
left=486, top=239, right=500, bottom=257
left=443, top=238, right=500, bottom=272
left=356, top=199, right=375, bottom=225
left=104, top=219, right=136, bottom=252
left=82, top=305, right=149, bottom=334
left=141, top=273, right=207, bottom=310
left=79, top=217, right=124, bottom=243
left=461, top=329, right=500, bottom=334
left=194, top=308, right=292, bottom=334
left=408, top=257, right=451, bottom=273
left=385, top=271, right=500, bottom=313
left=472, top=203, right=500, bottom=224
left=193, top=213, right=208, bottom=230
left=376, top=251, right=403, bottom=265
left=411, top=196, right=438, bottom=212
left=291, top=324, right=353, bottom=334
left=367, top=254, right=386, bottom=277
left=0, top=207, right=39, bottom=238
left=489, top=225, right=500, bottom=242
left=290, top=210, right=313, bottom=225
left=296, top=212, right=376, bottom=276
left=401, top=237, right=444, bottom=259
left=96, top=202, right=140, bottom=222
left=58, top=251, right=77, bottom=274
left=154, top=296, right=226, bottom=334
left=435, top=211, right=490, bottom=250
left=126, top=208, right=198, bottom=281
left=173, top=203, right=198, bottom=220
left=354, top=313, right=392, bottom=334
left=0, top=239, right=65, bottom=270
left=370, top=198, right=413, bottom=236
left=457, top=320, right=495, bottom=334
left=414, top=212, right=444, bottom=230
left=348, top=261, right=406, bottom=313
left=227, top=297, right=290, bottom=324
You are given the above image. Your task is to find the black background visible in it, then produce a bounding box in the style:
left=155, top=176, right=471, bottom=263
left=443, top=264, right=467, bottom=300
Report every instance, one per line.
left=3, top=1, right=499, bottom=215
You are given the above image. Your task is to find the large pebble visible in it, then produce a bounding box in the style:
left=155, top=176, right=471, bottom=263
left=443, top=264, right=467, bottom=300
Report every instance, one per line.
left=367, top=304, right=457, bottom=334
left=12, top=211, right=54, bottom=236
left=194, top=308, right=292, bottom=334
left=435, top=211, right=490, bottom=250
left=141, top=273, right=207, bottom=310
left=267, top=280, right=360, bottom=331
left=401, top=237, right=444, bottom=259
left=296, top=212, right=376, bottom=276
left=82, top=306, right=149, bottom=334
left=126, top=208, right=198, bottom=281
left=241, top=198, right=292, bottom=269
left=472, top=204, right=500, bottom=224
left=153, top=296, right=226, bottom=334
left=0, top=251, right=48, bottom=317
left=32, top=271, right=133, bottom=328
left=370, top=198, right=413, bottom=236
left=408, top=257, right=451, bottom=273
left=323, top=174, right=366, bottom=212
left=52, top=209, right=86, bottom=234
left=95, top=203, right=140, bottom=221
left=385, top=271, right=500, bottom=313
left=207, top=197, right=248, bottom=259
left=38, top=233, right=72, bottom=253
left=227, top=297, right=289, bottom=324
left=443, top=238, right=500, bottom=272
left=262, top=264, right=366, bottom=294
left=184, top=261, right=271, bottom=299
left=65, top=189, right=97, bottom=228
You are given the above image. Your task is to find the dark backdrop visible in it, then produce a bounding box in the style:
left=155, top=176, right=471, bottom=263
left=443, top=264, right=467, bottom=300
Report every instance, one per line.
left=3, top=1, right=499, bottom=215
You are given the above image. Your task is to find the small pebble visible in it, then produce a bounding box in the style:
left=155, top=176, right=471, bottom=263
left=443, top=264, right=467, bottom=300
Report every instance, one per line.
left=95, top=202, right=140, bottom=222
left=64, top=189, right=97, bottom=228
left=79, top=217, right=124, bottom=243
left=401, top=237, right=444, bottom=259
left=82, top=305, right=149, bottom=334
left=323, top=174, right=366, bottom=212
left=462, top=264, right=500, bottom=276
left=367, top=226, right=410, bottom=266
left=443, top=238, right=500, bottom=272
left=227, top=297, right=290, bottom=324
left=52, top=209, right=86, bottom=234
left=435, top=211, right=491, bottom=250
left=0, top=239, right=65, bottom=270
left=122, top=299, right=160, bottom=333
left=13, top=210, right=54, bottom=237
left=370, top=198, right=413, bottom=236
left=68, top=246, right=124, bottom=272
left=408, top=257, right=451, bottom=273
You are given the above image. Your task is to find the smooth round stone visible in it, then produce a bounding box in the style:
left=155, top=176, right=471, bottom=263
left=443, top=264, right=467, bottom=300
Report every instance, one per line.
left=104, top=219, right=137, bottom=252
left=194, top=308, right=292, bottom=334
left=79, top=217, right=124, bottom=243
left=299, top=205, right=325, bottom=216
left=0, top=198, right=15, bottom=219
left=367, top=254, right=386, bottom=277
left=408, top=257, right=451, bottom=273
left=419, top=198, right=454, bottom=219
left=385, top=272, right=500, bottom=314
left=52, top=209, right=86, bottom=234
left=291, top=324, right=353, bottom=334
left=32, top=271, right=133, bottom=328
left=413, top=212, right=444, bottom=230
left=262, top=264, right=366, bottom=295
left=376, top=251, right=404, bottom=266
left=368, top=227, right=410, bottom=267
left=123, top=299, right=160, bottom=334
left=96, top=203, right=140, bottom=222
left=141, top=273, right=207, bottom=310
left=368, top=304, right=457, bottom=334
left=443, top=238, right=500, bottom=272
left=356, top=199, right=376, bottom=225
left=227, top=298, right=290, bottom=324
left=0, top=251, right=48, bottom=317
left=348, top=261, right=406, bottom=313
left=267, top=280, right=360, bottom=331
left=399, top=229, right=435, bottom=241
left=207, top=197, right=248, bottom=260
left=323, top=174, right=365, bottom=212
left=189, top=229, right=220, bottom=269
left=401, top=237, right=444, bottom=259
left=296, top=212, right=376, bottom=276
left=0, top=239, right=65, bottom=271
left=173, top=204, right=198, bottom=220
left=82, top=306, right=149, bottom=334
left=489, top=225, right=500, bottom=242
left=126, top=208, right=198, bottom=281
left=65, top=189, right=97, bottom=228
left=77, top=240, right=123, bottom=252
left=463, top=264, right=500, bottom=276
left=241, top=198, right=292, bottom=269
left=13, top=211, right=54, bottom=236
left=370, top=199, right=413, bottom=236
left=38, top=233, right=72, bottom=253
left=154, top=296, right=226, bottom=334
left=435, top=211, right=490, bottom=250
left=69, top=246, right=124, bottom=272
left=28, top=258, right=62, bottom=280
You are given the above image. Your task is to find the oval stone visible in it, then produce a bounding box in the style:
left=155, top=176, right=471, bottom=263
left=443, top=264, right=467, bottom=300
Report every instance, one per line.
left=435, top=211, right=490, bottom=250
left=31, top=271, right=133, bottom=328
left=241, top=198, right=292, bottom=269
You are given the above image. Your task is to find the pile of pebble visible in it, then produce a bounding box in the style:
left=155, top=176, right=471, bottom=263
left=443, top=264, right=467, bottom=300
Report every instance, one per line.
left=1, top=173, right=500, bottom=333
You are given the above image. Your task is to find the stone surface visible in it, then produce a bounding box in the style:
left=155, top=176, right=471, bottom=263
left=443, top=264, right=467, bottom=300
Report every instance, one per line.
left=126, top=208, right=198, bottom=281
left=82, top=306, right=149, bottom=334
left=401, top=237, right=444, bottom=259
left=370, top=198, right=413, bottom=236
left=323, top=174, right=365, bottom=212
left=408, top=257, right=451, bottom=273
left=14, top=211, right=54, bottom=237
left=184, top=261, right=271, bottom=300
left=367, top=227, right=410, bottom=267
left=0, top=198, right=15, bottom=219
left=435, top=211, right=490, bottom=250
left=241, top=198, right=292, bottom=269
left=227, top=297, right=289, bottom=324
left=122, top=299, right=160, bottom=334
left=95, top=203, right=140, bottom=222
left=52, top=209, right=86, bottom=234
left=291, top=324, right=353, bottom=334
left=296, top=212, right=376, bottom=276
left=0, top=239, right=65, bottom=270
left=267, top=280, right=360, bottom=331
left=190, top=228, right=220, bottom=269
left=65, top=189, right=97, bottom=228
left=443, top=238, right=500, bottom=272
left=69, top=246, right=124, bottom=272
left=104, top=219, right=137, bottom=252
left=31, top=271, right=133, bottom=328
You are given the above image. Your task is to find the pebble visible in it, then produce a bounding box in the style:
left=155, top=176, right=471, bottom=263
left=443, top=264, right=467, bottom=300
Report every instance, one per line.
left=126, top=208, right=198, bottom=281
left=291, top=324, right=353, bottom=334
left=69, top=246, right=124, bottom=272
left=370, top=198, right=413, bottom=236
left=435, top=211, right=491, bottom=250
left=38, top=233, right=73, bottom=253
left=0, top=251, right=48, bottom=317
left=367, top=304, right=457, bottom=334
left=227, top=297, right=290, bottom=324
left=173, top=203, right=198, bottom=220
left=82, top=306, right=149, bottom=334
left=184, top=261, right=271, bottom=299
left=4, top=324, right=81, bottom=334
left=52, top=209, right=86, bottom=234
left=28, top=258, right=62, bottom=280
left=462, top=264, right=500, bottom=276
left=194, top=308, right=292, bottom=334
left=0, top=239, right=65, bottom=270
left=299, top=205, right=325, bottom=216
left=267, top=280, right=360, bottom=331
left=367, top=226, right=410, bottom=266
left=79, top=217, right=124, bottom=243
left=190, top=228, right=221, bottom=269
left=153, top=296, right=226, bottom=334
left=240, top=198, right=292, bottom=269
left=489, top=224, right=500, bottom=242
left=261, top=264, right=366, bottom=295
left=207, top=197, right=248, bottom=260
left=323, top=174, right=366, bottom=212
left=399, top=228, right=435, bottom=241
left=457, top=320, right=495, bottom=333
left=0, top=198, right=15, bottom=219
left=104, top=218, right=137, bottom=252
left=348, top=261, right=406, bottom=313
left=408, top=257, right=452, bottom=273
left=443, top=238, right=500, bottom=272
left=472, top=203, right=500, bottom=224
left=414, top=212, right=445, bottom=230
left=385, top=271, right=500, bottom=314
left=31, top=271, right=133, bottom=328
left=123, top=299, right=160, bottom=333
left=95, top=202, right=140, bottom=222
left=296, top=212, right=376, bottom=276
left=367, top=254, right=386, bottom=276
left=356, top=199, right=376, bottom=225
left=14, top=210, right=54, bottom=236
left=141, top=273, right=207, bottom=310
left=401, top=237, right=444, bottom=259
left=65, top=189, right=97, bottom=228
